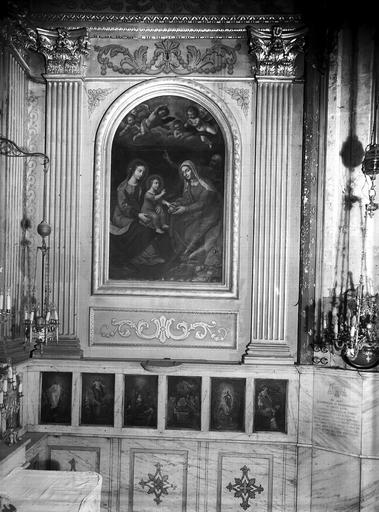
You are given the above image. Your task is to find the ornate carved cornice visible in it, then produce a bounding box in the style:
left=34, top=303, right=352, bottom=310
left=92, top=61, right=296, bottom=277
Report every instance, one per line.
left=30, top=13, right=303, bottom=26
left=246, top=25, right=307, bottom=80
left=13, top=26, right=90, bottom=75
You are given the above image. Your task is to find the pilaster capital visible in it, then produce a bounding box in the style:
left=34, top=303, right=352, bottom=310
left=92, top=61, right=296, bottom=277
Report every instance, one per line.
left=246, top=24, right=307, bottom=81
left=2, top=7, right=90, bottom=76
left=16, top=26, right=90, bottom=75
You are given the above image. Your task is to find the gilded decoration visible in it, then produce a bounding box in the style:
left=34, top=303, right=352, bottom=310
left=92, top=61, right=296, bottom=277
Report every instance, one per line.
left=94, top=39, right=241, bottom=76
left=100, top=315, right=228, bottom=343
left=246, top=25, right=306, bottom=79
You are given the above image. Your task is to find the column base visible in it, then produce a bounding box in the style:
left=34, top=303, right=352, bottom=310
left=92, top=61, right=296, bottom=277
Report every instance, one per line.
left=31, top=337, right=83, bottom=359
left=242, top=341, right=295, bottom=365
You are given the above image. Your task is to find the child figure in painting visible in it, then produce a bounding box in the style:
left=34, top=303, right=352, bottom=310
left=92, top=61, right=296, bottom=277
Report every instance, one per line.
left=141, top=175, right=170, bottom=234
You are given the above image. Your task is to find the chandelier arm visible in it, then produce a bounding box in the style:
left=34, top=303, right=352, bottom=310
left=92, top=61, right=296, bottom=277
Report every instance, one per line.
left=0, top=136, right=49, bottom=166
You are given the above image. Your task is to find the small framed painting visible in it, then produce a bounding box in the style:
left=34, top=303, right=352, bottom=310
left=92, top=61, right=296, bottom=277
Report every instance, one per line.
left=124, top=374, right=158, bottom=428
left=166, top=376, right=201, bottom=430
left=210, top=377, right=245, bottom=431
left=40, top=372, right=72, bottom=424
left=81, top=373, right=115, bottom=426
left=253, top=379, right=287, bottom=433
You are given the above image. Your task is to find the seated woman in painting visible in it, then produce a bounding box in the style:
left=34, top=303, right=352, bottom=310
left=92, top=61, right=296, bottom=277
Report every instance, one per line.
left=168, top=160, right=223, bottom=282
left=109, top=159, right=165, bottom=276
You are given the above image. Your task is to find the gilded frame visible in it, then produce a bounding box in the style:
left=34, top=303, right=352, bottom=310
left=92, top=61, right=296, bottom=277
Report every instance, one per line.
left=92, top=77, right=241, bottom=297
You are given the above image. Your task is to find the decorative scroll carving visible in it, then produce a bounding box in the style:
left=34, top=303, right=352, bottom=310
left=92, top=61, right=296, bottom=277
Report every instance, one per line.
left=87, top=88, right=114, bottom=116
left=11, top=23, right=90, bottom=75
left=225, top=87, right=250, bottom=117
left=100, top=315, right=228, bottom=343
left=139, top=463, right=176, bottom=505
left=246, top=25, right=306, bottom=79
left=226, top=465, right=264, bottom=510
left=94, top=39, right=241, bottom=76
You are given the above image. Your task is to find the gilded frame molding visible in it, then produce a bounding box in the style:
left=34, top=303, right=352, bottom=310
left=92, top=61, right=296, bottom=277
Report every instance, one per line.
left=92, top=77, right=241, bottom=297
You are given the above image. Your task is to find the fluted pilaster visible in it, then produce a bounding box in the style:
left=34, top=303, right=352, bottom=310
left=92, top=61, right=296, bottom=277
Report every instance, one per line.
left=244, top=79, right=301, bottom=363
left=45, top=77, right=83, bottom=337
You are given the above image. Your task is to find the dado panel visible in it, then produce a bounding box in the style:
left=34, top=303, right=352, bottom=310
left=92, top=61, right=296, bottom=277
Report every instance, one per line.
left=120, top=439, right=199, bottom=512
left=46, top=435, right=113, bottom=512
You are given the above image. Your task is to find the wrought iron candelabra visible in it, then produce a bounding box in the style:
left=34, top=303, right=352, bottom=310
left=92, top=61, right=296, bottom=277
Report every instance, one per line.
left=321, top=205, right=379, bottom=368
left=322, top=280, right=379, bottom=368
left=0, top=136, right=59, bottom=354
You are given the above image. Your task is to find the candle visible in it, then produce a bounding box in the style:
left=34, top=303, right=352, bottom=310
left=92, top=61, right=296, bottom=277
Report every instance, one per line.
left=7, top=367, right=12, bottom=380
left=0, top=294, right=3, bottom=310
left=6, top=292, right=11, bottom=311
left=346, top=308, right=351, bottom=327
left=0, top=391, right=3, bottom=405
left=3, top=379, right=7, bottom=393
left=18, top=382, right=22, bottom=394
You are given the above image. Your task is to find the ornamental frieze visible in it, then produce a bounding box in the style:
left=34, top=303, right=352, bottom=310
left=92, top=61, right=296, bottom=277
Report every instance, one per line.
left=246, top=25, right=306, bottom=79
left=99, top=315, right=228, bottom=343
left=94, top=38, right=241, bottom=76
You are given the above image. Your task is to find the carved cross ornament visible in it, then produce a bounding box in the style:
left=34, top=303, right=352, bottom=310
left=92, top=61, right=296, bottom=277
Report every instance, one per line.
left=246, top=25, right=306, bottom=80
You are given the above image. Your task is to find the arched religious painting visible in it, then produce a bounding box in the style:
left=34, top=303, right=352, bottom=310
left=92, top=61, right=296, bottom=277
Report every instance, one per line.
left=108, top=95, right=225, bottom=283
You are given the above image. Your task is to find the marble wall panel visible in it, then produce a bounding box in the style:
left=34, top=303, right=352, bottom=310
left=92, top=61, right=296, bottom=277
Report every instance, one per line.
left=361, top=374, right=379, bottom=457
left=296, top=446, right=311, bottom=512
left=310, top=449, right=360, bottom=512
left=360, top=458, right=379, bottom=512
left=205, top=442, right=297, bottom=512
left=46, top=435, right=112, bottom=512
left=48, top=445, right=100, bottom=472
left=312, top=371, right=362, bottom=455
left=297, top=368, right=314, bottom=444
left=120, top=438, right=200, bottom=512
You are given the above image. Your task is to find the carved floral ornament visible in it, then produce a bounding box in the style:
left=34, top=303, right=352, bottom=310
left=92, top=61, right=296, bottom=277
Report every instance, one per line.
left=94, top=38, right=241, bottom=76
left=246, top=25, right=307, bottom=79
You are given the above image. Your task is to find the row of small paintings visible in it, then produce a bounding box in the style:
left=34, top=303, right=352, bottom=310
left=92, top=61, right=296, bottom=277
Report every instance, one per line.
left=40, top=373, right=287, bottom=433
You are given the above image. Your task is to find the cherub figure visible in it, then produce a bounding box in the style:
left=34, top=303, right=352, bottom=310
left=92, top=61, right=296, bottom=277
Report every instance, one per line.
left=184, top=105, right=218, bottom=147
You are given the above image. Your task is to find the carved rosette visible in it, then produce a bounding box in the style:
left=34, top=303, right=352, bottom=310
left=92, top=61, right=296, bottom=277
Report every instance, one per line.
left=246, top=25, right=306, bottom=80
left=11, top=25, right=90, bottom=75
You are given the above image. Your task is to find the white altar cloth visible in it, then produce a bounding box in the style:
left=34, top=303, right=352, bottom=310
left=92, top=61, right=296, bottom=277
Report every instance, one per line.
left=0, top=467, right=102, bottom=511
